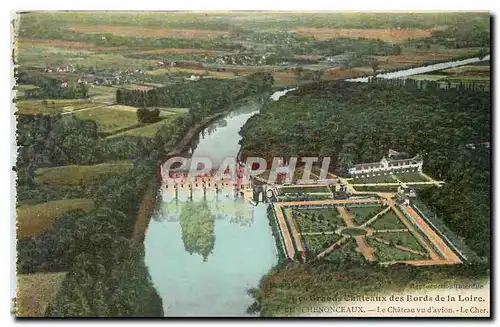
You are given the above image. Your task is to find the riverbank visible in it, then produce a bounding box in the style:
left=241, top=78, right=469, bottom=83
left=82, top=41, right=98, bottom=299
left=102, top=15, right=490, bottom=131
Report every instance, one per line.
left=132, top=182, right=158, bottom=244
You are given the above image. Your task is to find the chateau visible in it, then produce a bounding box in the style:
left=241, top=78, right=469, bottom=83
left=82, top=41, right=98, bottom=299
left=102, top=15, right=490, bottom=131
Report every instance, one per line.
left=348, top=150, right=423, bottom=177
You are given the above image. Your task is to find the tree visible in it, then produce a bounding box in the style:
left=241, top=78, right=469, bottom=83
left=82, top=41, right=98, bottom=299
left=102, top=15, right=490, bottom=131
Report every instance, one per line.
left=371, top=59, right=380, bottom=75
left=137, top=108, right=160, bottom=123
left=339, top=153, right=355, bottom=172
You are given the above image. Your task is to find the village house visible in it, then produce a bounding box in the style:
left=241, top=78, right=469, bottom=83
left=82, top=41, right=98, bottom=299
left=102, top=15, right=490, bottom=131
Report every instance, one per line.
left=348, top=150, right=423, bottom=177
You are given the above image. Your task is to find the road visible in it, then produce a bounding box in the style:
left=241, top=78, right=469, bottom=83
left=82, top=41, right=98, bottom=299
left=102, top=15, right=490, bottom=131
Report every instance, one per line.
left=273, top=204, right=296, bottom=260
left=284, top=208, right=305, bottom=257
left=338, top=206, right=376, bottom=261
left=403, top=205, right=462, bottom=264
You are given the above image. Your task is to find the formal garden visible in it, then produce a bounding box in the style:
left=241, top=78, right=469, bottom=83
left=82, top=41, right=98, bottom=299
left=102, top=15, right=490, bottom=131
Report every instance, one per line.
left=284, top=203, right=437, bottom=264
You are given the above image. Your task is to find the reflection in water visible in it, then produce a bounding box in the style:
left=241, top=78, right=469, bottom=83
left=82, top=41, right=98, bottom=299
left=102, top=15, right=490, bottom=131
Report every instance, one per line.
left=154, top=190, right=254, bottom=229
left=179, top=201, right=215, bottom=262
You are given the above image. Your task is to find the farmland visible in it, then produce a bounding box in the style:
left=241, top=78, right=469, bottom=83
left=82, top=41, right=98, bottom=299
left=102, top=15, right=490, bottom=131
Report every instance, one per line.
left=407, top=61, right=491, bottom=87
left=16, top=198, right=94, bottom=239
left=292, top=27, right=433, bottom=42
left=109, top=118, right=175, bottom=138
left=67, top=25, right=232, bottom=38
left=35, top=161, right=133, bottom=185
left=72, top=105, right=139, bottom=134
left=15, top=99, right=99, bottom=115
left=15, top=272, right=68, bottom=317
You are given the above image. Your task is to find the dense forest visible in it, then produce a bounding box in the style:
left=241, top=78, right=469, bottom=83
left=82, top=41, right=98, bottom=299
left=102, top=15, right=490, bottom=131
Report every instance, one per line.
left=239, top=81, right=490, bottom=259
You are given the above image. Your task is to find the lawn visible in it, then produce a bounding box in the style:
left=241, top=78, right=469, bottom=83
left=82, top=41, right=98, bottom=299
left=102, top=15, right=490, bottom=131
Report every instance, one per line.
left=367, top=237, right=427, bottom=262
left=280, top=186, right=330, bottom=194
left=369, top=211, right=406, bottom=230
left=35, top=161, right=133, bottom=185
left=292, top=208, right=345, bottom=233
left=16, top=198, right=94, bottom=239
left=15, top=272, right=68, bottom=317
left=394, top=172, right=431, bottom=183
left=302, top=233, right=343, bottom=254
left=373, top=231, right=426, bottom=252
left=352, top=185, right=400, bottom=193
left=342, top=227, right=368, bottom=236
left=345, top=205, right=383, bottom=225
left=351, top=175, right=396, bottom=184
left=72, top=105, right=139, bottom=134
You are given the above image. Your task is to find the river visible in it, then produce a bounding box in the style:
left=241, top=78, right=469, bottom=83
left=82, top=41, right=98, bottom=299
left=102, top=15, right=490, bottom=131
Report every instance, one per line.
left=144, top=92, right=290, bottom=317
left=346, top=55, right=490, bottom=82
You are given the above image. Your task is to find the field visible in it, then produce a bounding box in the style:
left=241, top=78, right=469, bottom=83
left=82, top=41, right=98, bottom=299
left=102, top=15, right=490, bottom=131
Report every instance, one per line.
left=15, top=272, right=68, bottom=317
left=72, top=105, right=139, bottom=134
left=292, top=27, right=433, bottom=42
left=16, top=198, right=94, bottom=239
left=108, top=119, right=169, bottom=138
left=145, top=67, right=243, bottom=79
left=35, top=161, right=133, bottom=185
left=15, top=99, right=99, bottom=115
left=87, top=85, right=118, bottom=104
left=374, top=48, right=482, bottom=71
left=138, top=48, right=224, bottom=55
left=67, top=25, right=231, bottom=38
left=108, top=113, right=183, bottom=138
left=442, top=65, right=490, bottom=74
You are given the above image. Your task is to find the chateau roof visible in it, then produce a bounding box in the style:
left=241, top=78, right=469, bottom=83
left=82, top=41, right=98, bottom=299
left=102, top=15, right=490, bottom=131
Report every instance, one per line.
left=354, top=162, right=383, bottom=170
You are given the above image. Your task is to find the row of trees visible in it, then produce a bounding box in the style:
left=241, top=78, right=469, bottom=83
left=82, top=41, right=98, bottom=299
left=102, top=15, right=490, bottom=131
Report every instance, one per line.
left=369, top=76, right=490, bottom=92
